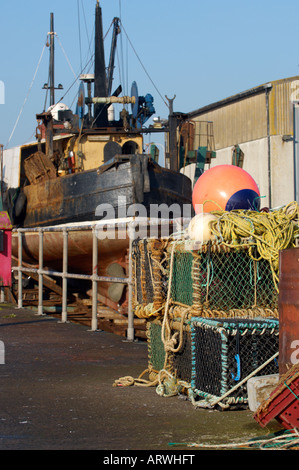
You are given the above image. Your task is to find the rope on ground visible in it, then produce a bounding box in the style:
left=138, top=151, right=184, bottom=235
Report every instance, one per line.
left=113, top=368, right=159, bottom=388
left=169, top=428, right=299, bottom=450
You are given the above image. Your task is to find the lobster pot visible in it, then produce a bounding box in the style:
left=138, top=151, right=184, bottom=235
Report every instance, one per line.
left=190, top=317, right=279, bottom=407
left=132, top=238, right=169, bottom=318
left=169, top=242, right=278, bottom=317
left=147, top=318, right=192, bottom=384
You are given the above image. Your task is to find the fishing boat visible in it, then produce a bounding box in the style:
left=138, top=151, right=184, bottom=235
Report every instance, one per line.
left=3, top=2, right=192, bottom=316
left=3, top=2, right=192, bottom=228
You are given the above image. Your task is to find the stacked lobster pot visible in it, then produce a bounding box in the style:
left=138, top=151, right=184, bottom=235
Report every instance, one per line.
left=131, top=206, right=298, bottom=408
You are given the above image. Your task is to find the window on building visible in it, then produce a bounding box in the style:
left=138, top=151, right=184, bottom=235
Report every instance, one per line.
left=232, top=145, right=244, bottom=168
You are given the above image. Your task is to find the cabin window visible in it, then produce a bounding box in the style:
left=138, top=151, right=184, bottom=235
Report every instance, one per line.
left=122, top=140, right=138, bottom=154
left=104, top=141, right=122, bottom=162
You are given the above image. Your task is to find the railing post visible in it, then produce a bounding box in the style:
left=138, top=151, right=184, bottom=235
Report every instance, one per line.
left=18, top=230, right=23, bottom=308
left=61, top=229, right=68, bottom=323
left=91, top=226, right=98, bottom=331
left=127, top=222, right=135, bottom=341
left=37, top=229, right=45, bottom=316
left=12, top=223, right=135, bottom=334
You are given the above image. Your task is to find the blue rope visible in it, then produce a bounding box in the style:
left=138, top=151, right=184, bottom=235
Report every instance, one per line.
left=284, top=381, right=299, bottom=402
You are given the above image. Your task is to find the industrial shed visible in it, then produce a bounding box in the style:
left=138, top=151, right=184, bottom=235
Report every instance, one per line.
left=178, top=76, right=299, bottom=209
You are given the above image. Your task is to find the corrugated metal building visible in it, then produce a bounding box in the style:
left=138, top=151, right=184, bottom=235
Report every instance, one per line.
left=180, top=75, right=299, bottom=208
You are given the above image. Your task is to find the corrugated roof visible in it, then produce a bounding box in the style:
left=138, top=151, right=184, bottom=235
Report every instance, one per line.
left=184, top=76, right=299, bottom=148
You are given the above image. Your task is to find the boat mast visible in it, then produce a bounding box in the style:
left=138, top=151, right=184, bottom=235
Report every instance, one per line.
left=42, top=13, right=63, bottom=109
left=93, top=0, right=108, bottom=127
left=49, top=12, right=55, bottom=106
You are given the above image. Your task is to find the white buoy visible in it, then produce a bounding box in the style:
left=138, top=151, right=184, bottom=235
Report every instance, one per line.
left=187, top=213, right=217, bottom=242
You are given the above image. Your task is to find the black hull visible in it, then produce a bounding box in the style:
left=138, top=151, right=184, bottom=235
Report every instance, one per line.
left=16, top=155, right=193, bottom=228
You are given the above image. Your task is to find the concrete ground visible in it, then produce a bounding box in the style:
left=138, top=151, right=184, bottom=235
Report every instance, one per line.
left=0, top=304, right=281, bottom=454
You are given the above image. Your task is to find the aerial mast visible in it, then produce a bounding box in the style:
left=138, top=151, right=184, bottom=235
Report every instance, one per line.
left=49, top=12, right=55, bottom=106
left=43, top=13, right=63, bottom=108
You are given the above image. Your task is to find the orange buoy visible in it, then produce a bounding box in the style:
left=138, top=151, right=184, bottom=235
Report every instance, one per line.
left=192, top=165, right=260, bottom=213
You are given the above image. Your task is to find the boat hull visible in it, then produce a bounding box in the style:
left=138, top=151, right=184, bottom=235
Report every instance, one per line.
left=17, top=155, right=192, bottom=228
left=9, top=155, right=192, bottom=312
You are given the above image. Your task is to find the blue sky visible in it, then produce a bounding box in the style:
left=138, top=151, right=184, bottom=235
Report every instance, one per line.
left=0, top=0, right=299, bottom=151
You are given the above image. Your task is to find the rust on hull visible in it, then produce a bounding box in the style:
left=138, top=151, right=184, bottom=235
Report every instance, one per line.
left=12, top=155, right=193, bottom=228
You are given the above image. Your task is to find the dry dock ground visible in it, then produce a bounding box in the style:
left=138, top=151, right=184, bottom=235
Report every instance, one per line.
left=0, top=304, right=281, bottom=456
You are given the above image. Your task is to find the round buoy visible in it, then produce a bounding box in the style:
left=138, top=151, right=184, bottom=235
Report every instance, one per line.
left=188, top=213, right=217, bottom=242
left=192, top=165, right=260, bottom=213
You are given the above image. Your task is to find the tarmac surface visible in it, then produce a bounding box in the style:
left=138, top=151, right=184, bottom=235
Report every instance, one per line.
left=0, top=303, right=282, bottom=455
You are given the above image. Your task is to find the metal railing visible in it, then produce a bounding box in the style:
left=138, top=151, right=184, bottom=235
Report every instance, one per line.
left=12, top=219, right=136, bottom=340
left=12, top=218, right=184, bottom=341
left=12, top=217, right=190, bottom=341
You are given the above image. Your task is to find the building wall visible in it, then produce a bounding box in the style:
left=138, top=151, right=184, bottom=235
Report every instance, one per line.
left=269, top=77, right=298, bottom=136
left=209, top=137, right=294, bottom=208
left=183, top=136, right=294, bottom=209
left=214, top=139, right=269, bottom=204
left=192, top=92, right=268, bottom=150
left=270, top=136, right=294, bottom=207
left=185, top=76, right=299, bottom=208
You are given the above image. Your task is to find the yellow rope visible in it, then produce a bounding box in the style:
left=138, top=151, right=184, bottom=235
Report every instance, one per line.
left=134, top=303, right=165, bottom=318
left=208, top=201, right=299, bottom=291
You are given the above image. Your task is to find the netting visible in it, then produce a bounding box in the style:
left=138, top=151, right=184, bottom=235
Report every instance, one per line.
left=147, top=318, right=192, bottom=384
left=124, top=205, right=299, bottom=407
left=133, top=238, right=279, bottom=319
left=147, top=320, right=166, bottom=373
left=131, top=236, right=280, bottom=405
left=132, top=238, right=169, bottom=318
left=190, top=318, right=279, bottom=407
left=170, top=243, right=278, bottom=313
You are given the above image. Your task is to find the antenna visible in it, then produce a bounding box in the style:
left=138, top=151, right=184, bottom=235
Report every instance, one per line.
left=49, top=13, right=55, bottom=106
left=42, top=13, right=63, bottom=107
